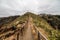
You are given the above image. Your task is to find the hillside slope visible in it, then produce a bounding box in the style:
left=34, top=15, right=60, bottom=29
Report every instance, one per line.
left=23, top=12, right=60, bottom=40
left=39, top=14, right=60, bottom=30
left=0, top=15, right=20, bottom=27
left=0, top=12, right=60, bottom=40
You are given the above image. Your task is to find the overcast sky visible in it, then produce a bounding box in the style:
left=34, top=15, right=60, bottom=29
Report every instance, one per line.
left=0, top=0, right=60, bottom=17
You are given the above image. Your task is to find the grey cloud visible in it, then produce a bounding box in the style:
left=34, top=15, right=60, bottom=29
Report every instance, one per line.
left=0, top=0, right=60, bottom=17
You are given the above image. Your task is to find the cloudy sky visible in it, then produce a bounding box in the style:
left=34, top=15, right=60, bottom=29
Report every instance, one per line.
left=0, top=0, right=60, bottom=17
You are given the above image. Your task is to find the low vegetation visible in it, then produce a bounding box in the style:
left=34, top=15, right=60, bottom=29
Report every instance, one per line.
left=0, top=12, right=60, bottom=40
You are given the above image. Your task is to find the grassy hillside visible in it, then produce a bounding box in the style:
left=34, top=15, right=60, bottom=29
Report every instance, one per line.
left=0, top=15, right=20, bottom=27
left=0, top=12, right=60, bottom=40
left=40, top=14, right=60, bottom=30
left=39, top=14, right=60, bottom=40
left=23, top=12, right=60, bottom=40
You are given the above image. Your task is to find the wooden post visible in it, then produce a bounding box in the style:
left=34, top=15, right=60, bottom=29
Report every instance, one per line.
left=38, top=31, right=41, bottom=40
left=17, top=33, right=19, bottom=40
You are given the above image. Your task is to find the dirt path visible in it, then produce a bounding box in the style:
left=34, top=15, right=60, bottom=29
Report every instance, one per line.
left=22, top=16, right=34, bottom=40
left=23, top=25, right=33, bottom=40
